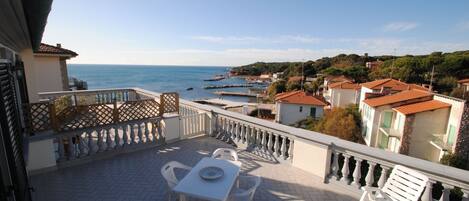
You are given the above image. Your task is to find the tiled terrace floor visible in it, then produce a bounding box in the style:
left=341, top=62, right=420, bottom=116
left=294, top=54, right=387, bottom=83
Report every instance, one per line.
left=30, top=136, right=359, bottom=201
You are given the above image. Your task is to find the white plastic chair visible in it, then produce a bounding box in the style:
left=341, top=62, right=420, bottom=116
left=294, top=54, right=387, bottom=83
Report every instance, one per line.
left=160, top=161, right=192, bottom=200
left=360, top=165, right=429, bottom=201
left=229, top=175, right=262, bottom=201
left=211, top=148, right=239, bottom=161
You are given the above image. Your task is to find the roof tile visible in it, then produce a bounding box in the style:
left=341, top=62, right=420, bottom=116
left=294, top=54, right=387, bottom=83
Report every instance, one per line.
left=363, top=89, right=432, bottom=107
left=275, top=90, right=327, bottom=106
left=394, top=100, right=451, bottom=115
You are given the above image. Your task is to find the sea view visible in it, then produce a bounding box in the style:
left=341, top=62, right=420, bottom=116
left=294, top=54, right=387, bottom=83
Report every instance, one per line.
left=68, top=64, right=255, bottom=102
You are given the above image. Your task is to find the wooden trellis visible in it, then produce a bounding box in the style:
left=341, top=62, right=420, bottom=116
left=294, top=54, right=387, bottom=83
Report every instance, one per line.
left=160, top=92, right=179, bottom=114
left=118, top=99, right=160, bottom=122
left=24, top=102, right=51, bottom=133
left=56, top=104, right=114, bottom=131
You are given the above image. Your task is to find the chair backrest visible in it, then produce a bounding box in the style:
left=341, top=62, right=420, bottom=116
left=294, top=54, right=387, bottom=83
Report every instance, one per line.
left=231, top=175, right=262, bottom=201
left=212, top=148, right=238, bottom=161
left=381, top=165, right=429, bottom=201
left=160, top=161, right=191, bottom=189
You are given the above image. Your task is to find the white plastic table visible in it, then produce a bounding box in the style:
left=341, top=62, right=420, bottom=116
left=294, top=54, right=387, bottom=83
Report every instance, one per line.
left=173, top=157, right=242, bottom=201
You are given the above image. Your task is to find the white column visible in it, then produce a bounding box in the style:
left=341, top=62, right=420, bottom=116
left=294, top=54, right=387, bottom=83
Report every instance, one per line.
left=340, top=154, right=350, bottom=183
left=351, top=158, right=362, bottom=188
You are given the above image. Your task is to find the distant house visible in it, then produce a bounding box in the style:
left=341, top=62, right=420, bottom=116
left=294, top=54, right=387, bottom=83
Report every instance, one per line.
left=458, top=78, right=469, bottom=92
left=323, top=75, right=353, bottom=90
left=358, top=78, right=428, bottom=110
left=365, top=60, right=384, bottom=71
left=274, top=91, right=327, bottom=125
left=272, top=72, right=284, bottom=82
left=323, top=81, right=360, bottom=108
left=23, top=43, right=78, bottom=101
left=360, top=88, right=466, bottom=162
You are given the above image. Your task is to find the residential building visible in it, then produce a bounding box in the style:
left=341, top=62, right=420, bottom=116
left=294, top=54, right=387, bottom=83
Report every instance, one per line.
left=359, top=78, right=428, bottom=110
left=323, top=75, right=353, bottom=90
left=274, top=91, right=326, bottom=125
left=458, top=78, right=469, bottom=92
left=272, top=72, right=284, bottom=82
left=323, top=81, right=360, bottom=108
left=1, top=1, right=469, bottom=201
left=365, top=60, right=384, bottom=71
left=24, top=43, right=78, bottom=102
left=360, top=88, right=467, bottom=162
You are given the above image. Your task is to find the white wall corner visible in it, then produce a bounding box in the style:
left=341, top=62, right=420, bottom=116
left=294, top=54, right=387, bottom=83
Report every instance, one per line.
left=27, top=139, right=57, bottom=172
left=292, top=139, right=331, bottom=182
left=162, top=113, right=181, bottom=143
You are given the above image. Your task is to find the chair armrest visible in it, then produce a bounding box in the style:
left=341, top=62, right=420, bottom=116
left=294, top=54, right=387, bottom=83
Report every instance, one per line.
left=361, top=187, right=392, bottom=201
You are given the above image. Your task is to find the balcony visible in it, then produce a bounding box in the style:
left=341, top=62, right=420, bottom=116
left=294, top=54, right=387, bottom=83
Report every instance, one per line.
left=430, top=134, right=452, bottom=151
left=26, top=88, right=469, bottom=201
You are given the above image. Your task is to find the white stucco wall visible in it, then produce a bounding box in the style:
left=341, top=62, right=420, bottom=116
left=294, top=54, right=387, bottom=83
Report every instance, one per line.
left=433, top=95, right=465, bottom=152
left=407, top=108, right=450, bottom=162
left=276, top=103, right=324, bottom=125
left=329, top=88, right=359, bottom=108
left=359, top=87, right=373, bottom=111
left=361, top=104, right=392, bottom=147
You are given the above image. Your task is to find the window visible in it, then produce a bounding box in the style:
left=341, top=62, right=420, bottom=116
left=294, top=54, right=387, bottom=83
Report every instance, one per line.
left=310, top=107, right=316, bottom=117
left=378, top=132, right=389, bottom=149
left=447, top=125, right=456, bottom=145
left=382, top=111, right=392, bottom=128
left=299, top=106, right=303, bottom=112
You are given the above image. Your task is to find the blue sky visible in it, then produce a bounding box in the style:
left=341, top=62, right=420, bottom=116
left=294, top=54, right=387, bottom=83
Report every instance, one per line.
left=42, top=0, right=469, bottom=66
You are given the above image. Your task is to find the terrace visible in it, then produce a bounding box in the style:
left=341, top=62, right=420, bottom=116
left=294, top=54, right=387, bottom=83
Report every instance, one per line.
left=26, top=88, right=469, bottom=201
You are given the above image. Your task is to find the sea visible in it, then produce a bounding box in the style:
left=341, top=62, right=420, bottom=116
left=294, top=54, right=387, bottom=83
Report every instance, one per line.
left=68, top=64, right=259, bottom=102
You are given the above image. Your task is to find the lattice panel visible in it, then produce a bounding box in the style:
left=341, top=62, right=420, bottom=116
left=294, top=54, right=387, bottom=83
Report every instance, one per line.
left=161, top=92, right=179, bottom=113
left=24, top=102, right=51, bottom=133
left=118, top=99, right=160, bottom=122
left=56, top=104, right=114, bottom=131
left=53, top=95, right=72, bottom=115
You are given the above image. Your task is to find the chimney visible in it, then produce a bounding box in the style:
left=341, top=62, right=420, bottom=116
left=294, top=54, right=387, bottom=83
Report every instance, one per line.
left=56, top=43, right=62, bottom=48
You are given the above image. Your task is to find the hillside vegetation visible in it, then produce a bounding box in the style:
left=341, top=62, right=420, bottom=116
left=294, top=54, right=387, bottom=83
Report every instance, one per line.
left=231, top=51, right=469, bottom=94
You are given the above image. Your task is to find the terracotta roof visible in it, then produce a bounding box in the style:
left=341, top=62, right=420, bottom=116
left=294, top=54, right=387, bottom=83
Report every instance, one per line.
left=458, top=78, right=469, bottom=84
left=394, top=100, right=451, bottom=115
left=34, top=43, right=78, bottom=57
left=326, top=75, right=353, bottom=83
left=360, top=78, right=427, bottom=91
left=328, top=81, right=360, bottom=90
left=363, top=89, right=432, bottom=107
left=275, top=91, right=327, bottom=106
left=288, top=76, right=304, bottom=82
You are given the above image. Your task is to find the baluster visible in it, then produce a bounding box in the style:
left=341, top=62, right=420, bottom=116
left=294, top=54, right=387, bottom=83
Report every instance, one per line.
left=351, top=158, right=362, bottom=188
left=331, top=151, right=340, bottom=180
left=151, top=122, right=157, bottom=143
left=137, top=123, right=143, bottom=144
left=218, top=117, right=224, bottom=138
left=280, top=136, right=287, bottom=159
left=57, top=137, right=65, bottom=161
left=97, top=129, right=104, bottom=152
left=267, top=132, right=273, bottom=152
left=261, top=130, right=267, bottom=151
left=461, top=189, right=469, bottom=201
left=240, top=124, right=245, bottom=143
left=340, top=154, right=350, bottom=183
left=68, top=136, right=76, bottom=160
left=78, top=134, right=86, bottom=157
left=421, top=180, right=434, bottom=201
left=251, top=127, right=256, bottom=146
left=87, top=131, right=94, bottom=155
left=439, top=183, right=452, bottom=201
left=365, top=162, right=375, bottom=187
left=114, top=126, right=121, bottom=149
left=233, top=122, right=239, bottom=141
left=287, top=139, right=293, bottom=160
left=377, top=166, right=389, bottom=188
left=245, top=126, right=251, bottom=145
left=157, top=119, right=163, bottom=142
left=274, top=134, right=280, bottom=157
left=122, top=125, right=128, bottom=147
left=106, top=128, right=113, bottom=150
left=144, top=122, right=150, bottom=143
left=228, top=120, right=234, bottom=140
left=129, top=124, right=136, bottom=145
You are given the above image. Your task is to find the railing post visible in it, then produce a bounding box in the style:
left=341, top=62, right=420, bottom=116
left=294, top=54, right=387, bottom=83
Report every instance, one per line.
left=365, top=162, right=375, bottom=187
left=461, top=189, right=469, bottom=201
left=377, top=165, right=389, bottom=188
left=351, top=158, right=362, bottom=188
left=439, top=183, right=452, bottom=201
left=280, top=136, right=287, bottom=159
left=112, top=101, right=119, bottom=123
left=421, top=180, right=434, bottom=201
left=49, top=102, right=59, bottom=131
left=87, top=131, right=94, bottom=155
left=331, top=151, right=340, bottom=180
left=288, top=138, right=294, bottom=161
left=114, top=126, right=121, bottom=149
left=340, top=154, right=350, bottom=183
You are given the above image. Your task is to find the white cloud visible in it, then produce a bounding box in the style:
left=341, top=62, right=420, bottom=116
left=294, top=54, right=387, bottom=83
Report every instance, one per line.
left=457, top=21, right=469, bottom=31
left=382, top=22, right=418, bottom=32
left=191, top=35, right=322, bottom=44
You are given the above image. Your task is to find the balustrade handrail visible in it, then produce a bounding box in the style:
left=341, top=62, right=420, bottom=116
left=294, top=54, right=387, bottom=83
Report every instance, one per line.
left=38, top=88, right=134, bottom=99
left=133, top=87, right=469, bottom=189
left=41, top=88, right=469, bottom=188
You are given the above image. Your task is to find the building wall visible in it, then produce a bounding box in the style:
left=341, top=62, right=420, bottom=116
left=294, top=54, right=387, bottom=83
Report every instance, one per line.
left=433, top=95, right=465, bottom=152
left=359, top=87, right=373, bottom=111
left=329, top=88, right=358, bottom=108
left=20, top=48, right=40, bottom=102
left=361, top=104, right=392, bottom=147
left=31, top=56, right=64, bottom=99
left=407, top=108, right=450, bottom=162
left=276, top=103, right=324, bottom=125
